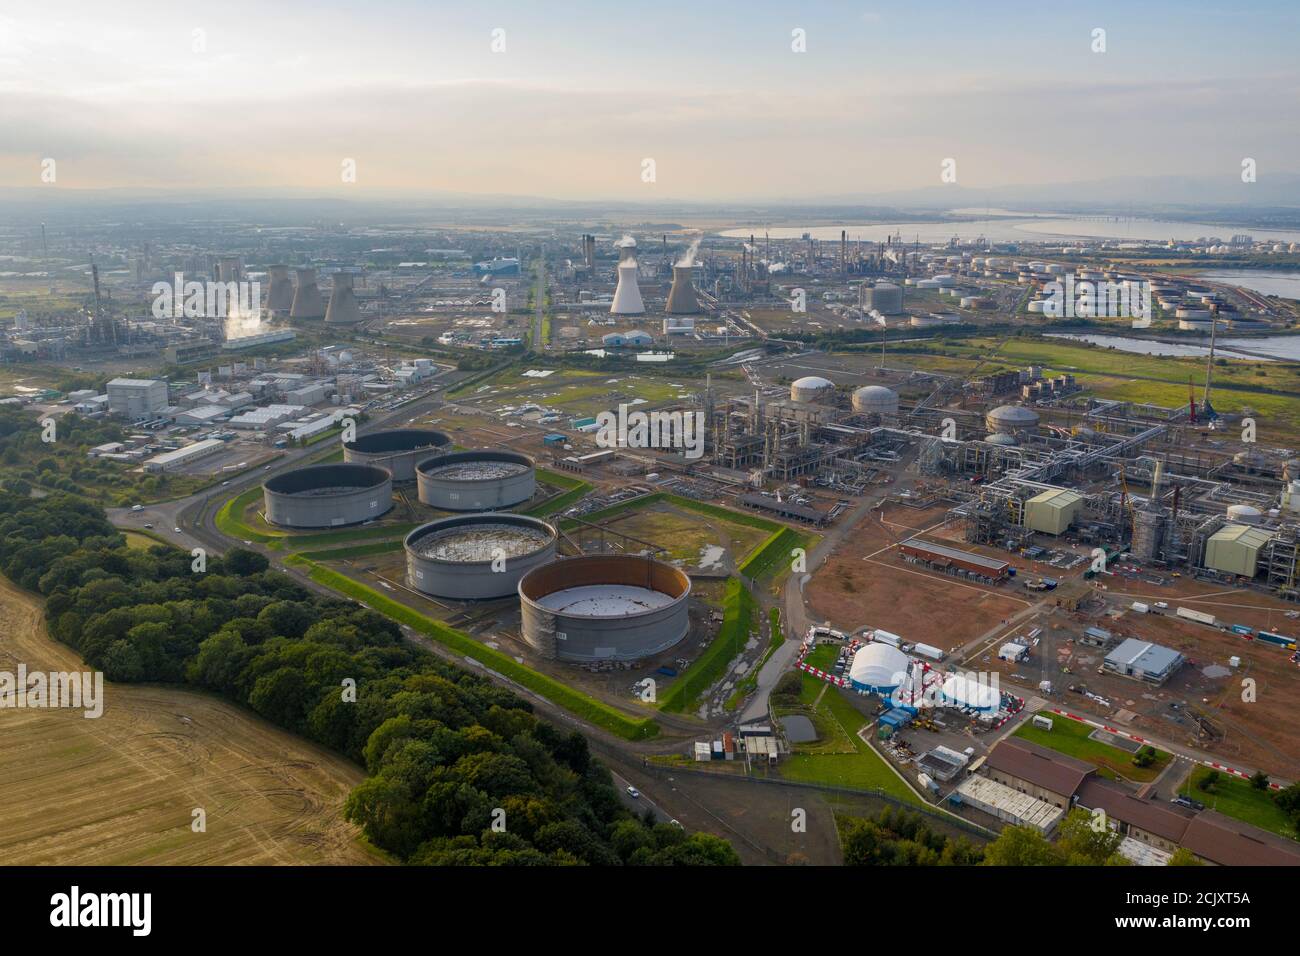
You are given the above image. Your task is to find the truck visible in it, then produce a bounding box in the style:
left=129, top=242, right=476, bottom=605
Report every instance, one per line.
left=1130, top=601, right=1149, bottom=614
left=911, top=642, right=944, bottom=661
left=1176, top=606, right=1217, bottom=627
left=1257, top=631, right=1297, bottom=649
left=1230, top=624, right=1254, bottom=637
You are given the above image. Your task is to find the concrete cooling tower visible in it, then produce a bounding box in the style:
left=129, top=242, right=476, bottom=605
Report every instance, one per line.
left=265, top=265, right=294, bottom=315
left=325, top=272, right=362, bottom=325
left=665, top=265, right=700, bottom=314
left=290, top=268, right=326, bottom=320
left=610, top=260, right=645, bottom=315
left=615, top=236, right=638, bottom=263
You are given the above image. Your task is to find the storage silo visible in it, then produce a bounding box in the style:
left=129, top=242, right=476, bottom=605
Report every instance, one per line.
left=985, top=404, right=1040, bottom=435
left=851, top=385, right=899, bottom=417
left=416, top=450, right=536, bottom=511
left=262, top=463, right=392, bottom=528
left=405, top=514, right=557, bottom=600
left=518, top=555, right=691, bottom=662
left=791, top=375, right=835, bottom=403
left=861, top=281, right=903, bottom=315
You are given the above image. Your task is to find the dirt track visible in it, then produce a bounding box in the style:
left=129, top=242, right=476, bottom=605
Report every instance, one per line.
left=0, top=576, right=383, bottom=865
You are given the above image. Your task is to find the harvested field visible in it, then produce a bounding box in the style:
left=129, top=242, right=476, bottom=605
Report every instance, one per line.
left=0, top=576, right=382, bottom=866
left=805, top=504, right=1028, bottom=651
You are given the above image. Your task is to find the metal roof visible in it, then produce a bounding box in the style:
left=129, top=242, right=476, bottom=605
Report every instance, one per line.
left=1104, top=638, right=1183, bottom=676
left=900, top=537, right=1010, bottom=573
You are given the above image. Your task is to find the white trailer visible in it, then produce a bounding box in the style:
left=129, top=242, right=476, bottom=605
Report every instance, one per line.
left=1176, top=606, right=1216, bottom=626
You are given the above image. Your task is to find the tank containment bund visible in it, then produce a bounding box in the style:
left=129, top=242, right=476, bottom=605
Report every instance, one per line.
left=262, top=463, right=392, bottom=528
left=416, top=449, right=536, bottom=511
left=325, top=272, right=362, bottom=324
left=343, top=428, right=450, bottom=482
left=265, top=265, right=294, bottom=315
left=405, top=513, right=557, bottom=600
left=518, top=555, right=691, bottom=662
left=289, top=267, right=326, bottom=319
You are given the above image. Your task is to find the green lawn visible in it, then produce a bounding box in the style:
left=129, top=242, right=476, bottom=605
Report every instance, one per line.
left=1013, top=714, right=1171, bottom=782
left=1181, top=766, right=1299, bottom=840
left=777, top=676, right=923, bottom=806
left=802, top=643, right=842, bottom=672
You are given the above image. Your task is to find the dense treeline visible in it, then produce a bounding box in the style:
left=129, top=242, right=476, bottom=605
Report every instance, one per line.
left=0, top=492, right=739, bottom=866
left=840, top=807, right=984, bottom=866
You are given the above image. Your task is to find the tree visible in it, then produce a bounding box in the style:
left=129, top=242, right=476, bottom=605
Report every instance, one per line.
left=223, top=547, right=269, bottom=576
left=1167, top=847, right=1203, bottom=866
left=1250, top=770, right=1270, bottom=791
left=982, top=825, right=1063, bottom=866
left=1056, top=808, right=1127, bottom=865
left=1198, top=769, right=1221, bottom=793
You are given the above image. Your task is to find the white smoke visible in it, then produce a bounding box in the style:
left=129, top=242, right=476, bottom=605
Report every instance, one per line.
left=676, top=236, right=702, bottom=268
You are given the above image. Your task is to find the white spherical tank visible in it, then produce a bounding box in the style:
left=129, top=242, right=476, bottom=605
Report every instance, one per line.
left=791, top=375, right=835, bottom=403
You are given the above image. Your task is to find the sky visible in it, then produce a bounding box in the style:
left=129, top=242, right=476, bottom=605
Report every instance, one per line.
left=2, top=0, right=1298, bottom=200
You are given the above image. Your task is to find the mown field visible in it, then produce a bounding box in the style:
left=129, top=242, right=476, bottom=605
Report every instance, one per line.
left=0, top=576, right=383, bottom=865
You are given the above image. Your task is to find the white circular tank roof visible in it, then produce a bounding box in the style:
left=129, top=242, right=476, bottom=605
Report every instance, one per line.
left=849, top=643, right=910, bottom=690
left=793, top=375, right=833, bottom=390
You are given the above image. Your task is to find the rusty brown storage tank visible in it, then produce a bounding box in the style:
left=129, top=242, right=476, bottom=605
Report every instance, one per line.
left=518, top=555, right=691, bottom=662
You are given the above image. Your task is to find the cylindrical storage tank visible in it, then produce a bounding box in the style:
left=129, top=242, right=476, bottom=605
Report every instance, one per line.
left=518, top=555, right=691, bottom=662
left=405, top=513, right=557, bottom=600
left=851, top=385, right=899, bottom=417
left=263, top=463, right=392, bottom=528
left=1178, top=318, right=1213, bottom=331
left=343, top=428, right=450, bottom=482
left=1226, top=504, right=1262, bottom=525
left=985, top=404, right=1040, bottom=435
left=848, top=643, right=910, bottom=694
left=790, top=375, right=835, bottom=403
left=416, top=449, right=536, bottom=511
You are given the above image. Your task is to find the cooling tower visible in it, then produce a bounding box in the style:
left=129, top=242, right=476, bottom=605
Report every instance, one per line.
left=325, top=272, right=362, bottom=325
left=265, top=265, right=294, bottom=315
left=610, top=260, right=645, bottom=315
left=616, top=236, right=637, bottom=263
left=216, top=255, right=243, bottom=283
left=665, top=265, right=700, bottom=314
left=289, top=268, right=326, bottom=320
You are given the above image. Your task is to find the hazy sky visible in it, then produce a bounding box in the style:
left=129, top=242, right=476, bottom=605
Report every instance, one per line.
left=2, top=0, right=1298, bottom=199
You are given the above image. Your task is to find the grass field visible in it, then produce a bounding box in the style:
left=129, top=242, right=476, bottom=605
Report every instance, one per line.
left=777, top=676, right=923, bottom=805
left=299, top=560, right=658, bottom=741
left=658, top=577, right=756, bottom=715
left=0, top=576, right=383, bottom=865
left=1013, top=714, right=1171, bottom=783
left=1180, top=766, right=1298, bottom=839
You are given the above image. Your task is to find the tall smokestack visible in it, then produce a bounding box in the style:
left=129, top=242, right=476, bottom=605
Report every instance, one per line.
left=841, top=230, right=847, bottom=277
left=218, top=255, right=243, bottom=284
left=610, top=259, right=645, bottom=315
left=325, top=272, right=362, bottom=325
left=289, top=267, right=326, bottom=320
left=666, top=265, right=700, bottom=314
left=265, top=265, right=294, bottom=316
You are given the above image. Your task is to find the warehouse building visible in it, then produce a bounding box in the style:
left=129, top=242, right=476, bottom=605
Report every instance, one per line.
left=954, top=775, right=1064, bottom=834
left=1024, top=488, right=1083, bottom=535
left=1103, top=638, right=1183, bottom=685
left=1074, top=777, right=1196, bottom=855
left=143, top=438, right=225, bottom=473
left=898, top=537, right=1010, bottom=582
left=1203, top=523, right=1272, bottom=578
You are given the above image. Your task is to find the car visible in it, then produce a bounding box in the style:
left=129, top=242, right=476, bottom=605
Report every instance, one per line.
left=221, top=480, right=230, bottom=486
left=131, top=504, right=143, bottom=512
left=143, top=523, right=153, bottom=529
left=669, top=819, right=684, bottom=830
left=625, top=786, right=640, bottom=799
left=173, top=527, right=182, bottom=533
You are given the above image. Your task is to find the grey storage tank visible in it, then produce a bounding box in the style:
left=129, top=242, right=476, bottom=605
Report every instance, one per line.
left=262, top=463, right=392, bottom=528
left=405, top=513, right=557, bottom=600
left=518, top=554, right=691, bottom=663
left=416, top=449, right=536, bottom=511
left=343, top=428, right=450, bottom=482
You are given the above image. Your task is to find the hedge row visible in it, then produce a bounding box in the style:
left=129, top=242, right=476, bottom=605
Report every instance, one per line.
left=302, top=561, right=659, bottom=741
left=658, top=577, right=756, bottom=714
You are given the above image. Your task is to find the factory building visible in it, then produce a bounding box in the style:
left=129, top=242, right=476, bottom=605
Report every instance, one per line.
left=898, top=537, right=1011, bottom=582
left=107, top=378, right=169, bottom=419
left=1204, top=523, right=1272, bottom=578
left=143, top=438, right=225, bottom=473
left=1024, top=488, right=1083, bottom=535
left=984, top=737, right=1093, bottom=810
left=1103, top=638, right=1184, bottom=685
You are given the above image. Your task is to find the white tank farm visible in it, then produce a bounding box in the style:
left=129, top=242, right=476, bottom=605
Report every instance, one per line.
left=405, top=514, right=557, bottom=600
left=416, top=449, right=536, bottom=511
left=790, top=375, right=835, bottom=403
